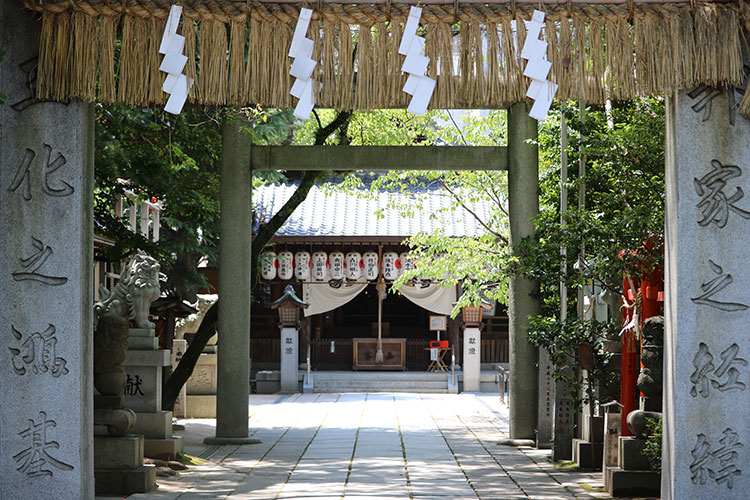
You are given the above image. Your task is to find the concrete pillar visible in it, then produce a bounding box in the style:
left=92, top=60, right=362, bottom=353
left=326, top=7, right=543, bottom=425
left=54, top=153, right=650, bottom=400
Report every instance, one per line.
left=205, top=114, right=258, bottom=444
left=507, top=101, right=541, bottom=440
left=0, top=1, right=94, bottom=497
left=462, top=327, right=481, bottom=392
left=280, top=327, right=299, bottom=392
left=663, top=78, right=750, bottom=498
left=537, top=349, right=553, bottom=447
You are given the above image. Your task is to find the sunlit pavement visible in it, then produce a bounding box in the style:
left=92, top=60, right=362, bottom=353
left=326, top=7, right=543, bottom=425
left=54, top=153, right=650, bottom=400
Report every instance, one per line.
left=115, top=393, right=633, bottom=500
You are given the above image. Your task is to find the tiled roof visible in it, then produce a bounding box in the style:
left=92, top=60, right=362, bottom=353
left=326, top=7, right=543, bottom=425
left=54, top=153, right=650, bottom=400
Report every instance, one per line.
left=253, top=181, right=494, bottom=239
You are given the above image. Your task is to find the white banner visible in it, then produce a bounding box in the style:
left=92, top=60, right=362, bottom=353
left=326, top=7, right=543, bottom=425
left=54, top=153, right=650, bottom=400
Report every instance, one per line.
left=398, top=283, right=456, bottom=316
left=303, top=282, right=367, bottom=317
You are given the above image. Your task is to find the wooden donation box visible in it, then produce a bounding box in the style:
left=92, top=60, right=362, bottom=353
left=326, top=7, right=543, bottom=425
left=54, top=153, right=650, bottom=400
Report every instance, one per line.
left=353, top=338, right=405, bottom=370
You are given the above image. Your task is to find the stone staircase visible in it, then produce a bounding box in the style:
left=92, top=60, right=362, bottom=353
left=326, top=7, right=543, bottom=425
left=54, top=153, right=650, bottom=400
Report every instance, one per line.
left=310, top=371, right=456, bottom=393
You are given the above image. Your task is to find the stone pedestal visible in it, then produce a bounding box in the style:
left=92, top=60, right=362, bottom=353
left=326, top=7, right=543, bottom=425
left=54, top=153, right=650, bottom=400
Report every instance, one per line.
left=573, top=415, right=604, bottom=470
left=171, top=339, right=187, bottom=418
left=124, top=329, right=183, bottom=459
left=0, top=2, right=94, bottom=497
left=280, top=327, right=299, bottom=393
left=185, top=352, right=218, bottom=417
left=604, top=436, right=661, bottom=497
left=462, top=327, right=481, bottom=392
left=94, top=435, right=155, bottom=488
left=94, top=435, right=156, bottom=495
left=664, top=81, right=750, bottom=499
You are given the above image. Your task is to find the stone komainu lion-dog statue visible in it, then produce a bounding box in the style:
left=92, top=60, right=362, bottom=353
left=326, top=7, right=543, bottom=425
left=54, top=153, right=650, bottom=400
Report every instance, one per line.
left=95, top=249, right=161, bottom=329
left=93, top=250, right=161, bottom=403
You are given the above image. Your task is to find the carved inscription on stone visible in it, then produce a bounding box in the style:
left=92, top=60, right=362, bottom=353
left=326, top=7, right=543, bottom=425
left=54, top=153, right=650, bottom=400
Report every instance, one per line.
left=12, top=237, right=68, bottom=286
left=13, top=411, right=74, bottom=477
left=694, top=160, right=750, bottom=228
left=691, top=260, right=748, bottom=312
left=9, top=324, right=68, bottom=377
left=124, top=374, right=144, bottom=397
left=11, top=58, right=41, bottom=112
left=688, top=86, right=723, bottom=122
left=690, top=342, right=747, bottom=398
left=7, top=144, right=74, bottom=201
left=690, top=429, right=743, bottom=489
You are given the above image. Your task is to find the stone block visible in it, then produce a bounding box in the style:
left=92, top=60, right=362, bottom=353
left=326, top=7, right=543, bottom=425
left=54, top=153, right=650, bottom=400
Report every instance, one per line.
left=582, top=414, right=604, bottom=443
left=187, top=394, right=217, bottom=417
left=144, top=436, right=184, bottom=460
left=94, top=435, right=144, bottom=470
left=618, top=436, right=652, bottom=471
left=604, top=466, right=660, bottom=497
left=186, top=353, right=217, bottom=394
left=128, top=336, right=159, bottom=350
left=94, top=465, right=156, bottom=495
left=129, top=328, right=156, bottom=338
left=124, top=349, right=170, bottom=366
left=123, top=364, right=162, bottom=413
left=131, top=410, right=172, bottom=439
left=572, top=439, right=603, bottom=470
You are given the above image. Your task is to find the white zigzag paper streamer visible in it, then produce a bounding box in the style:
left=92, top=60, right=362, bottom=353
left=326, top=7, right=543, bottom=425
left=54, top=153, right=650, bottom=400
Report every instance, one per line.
left=159, top=5, right=193, bottom=115
left=289, top=8, right=318, bottom=120
left=521, top=10, right=558, bottom=121
left=399, top=7, right=435, bottom=116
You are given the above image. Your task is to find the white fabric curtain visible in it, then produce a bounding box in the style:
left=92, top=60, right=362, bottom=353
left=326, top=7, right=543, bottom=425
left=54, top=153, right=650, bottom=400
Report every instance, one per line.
left=398, top=283, right=457, bottom=315
left=303, top=282, right=367, bottom=317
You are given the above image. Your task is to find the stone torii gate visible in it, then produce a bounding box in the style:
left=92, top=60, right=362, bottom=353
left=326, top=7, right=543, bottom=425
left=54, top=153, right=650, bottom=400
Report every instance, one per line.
left=1, top=0, right=749, bottom=498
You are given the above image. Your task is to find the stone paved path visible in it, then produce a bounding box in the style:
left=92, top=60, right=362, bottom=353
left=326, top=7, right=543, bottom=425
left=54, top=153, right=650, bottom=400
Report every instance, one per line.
left=119, top=393, right=633, bottom=500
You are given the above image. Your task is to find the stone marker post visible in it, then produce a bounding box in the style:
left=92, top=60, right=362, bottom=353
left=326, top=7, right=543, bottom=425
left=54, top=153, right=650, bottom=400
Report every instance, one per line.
left=537, top=349, right=553, bottom=447
left=171, top=339, right=187, bottom=418
left=507, top=101, right=541, bottom=440
left=0, top=1, right=93, bottom=497
left=280, top=328, right=299, bottom=392
left=462, top=327, right=481, bottom=392
left=663, top=73, right=750, bottom=499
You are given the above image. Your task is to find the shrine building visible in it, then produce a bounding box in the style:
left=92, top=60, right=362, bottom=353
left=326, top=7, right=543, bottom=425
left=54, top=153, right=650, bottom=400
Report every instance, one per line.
left=245, top=174, right=509, bottom=393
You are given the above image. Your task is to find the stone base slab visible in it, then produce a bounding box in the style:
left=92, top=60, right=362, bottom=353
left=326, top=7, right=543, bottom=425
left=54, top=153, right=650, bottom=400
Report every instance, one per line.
left=132, top=410, right=172, bottom=439
left=94, top=434, right=144, bottom=470
left=604, top=466, right=660, bottom=497
left=572, top=439, right=603, bottom=470
left=186, top=394, right=217, bottom=418
left=618, top=436, right=652, bottom=471
left=94, top=465, right=156, bottom=495
left=124, top=349, right=170, bottom=367
left=144, top=436, right=184, bottom=460
left=128, top=336, right=159, bottom=350
left=129, top=328, right=156, bottom=338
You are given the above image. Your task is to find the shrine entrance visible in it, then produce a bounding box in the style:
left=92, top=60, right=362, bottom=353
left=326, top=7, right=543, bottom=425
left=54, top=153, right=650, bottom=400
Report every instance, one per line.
left=2, top=0, right=749, bottom=498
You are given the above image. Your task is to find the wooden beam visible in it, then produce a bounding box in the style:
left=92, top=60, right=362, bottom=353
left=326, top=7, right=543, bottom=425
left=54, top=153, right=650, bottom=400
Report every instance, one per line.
left=251, top=146, right=507, bottom=171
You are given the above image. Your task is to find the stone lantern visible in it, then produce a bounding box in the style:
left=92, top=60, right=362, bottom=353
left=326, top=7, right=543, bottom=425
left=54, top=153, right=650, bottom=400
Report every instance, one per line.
left=271, top=285, right=309, bottom=392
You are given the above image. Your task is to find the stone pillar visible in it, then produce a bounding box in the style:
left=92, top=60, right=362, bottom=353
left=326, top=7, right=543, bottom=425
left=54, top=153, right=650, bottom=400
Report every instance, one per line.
left=536, top=349, right=553, bottom=447
left=663, top=78, right=750, bottom=498
left=462, top=327, right=481, bottom=392
left=171, top=339, right=187, bottom=418
left=507, top=101, right=541, bottom=440
left=206, top=114, right=258, bottom=444
left=280, top=327, right=299, bottom=392
left=0, top=2, right=94, bottom=498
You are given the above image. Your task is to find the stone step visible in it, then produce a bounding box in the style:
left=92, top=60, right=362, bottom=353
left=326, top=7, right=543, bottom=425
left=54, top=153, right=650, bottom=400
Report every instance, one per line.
left=313, top=379, right=449, bottom=393
left=313, top=371, right=452, bottom=382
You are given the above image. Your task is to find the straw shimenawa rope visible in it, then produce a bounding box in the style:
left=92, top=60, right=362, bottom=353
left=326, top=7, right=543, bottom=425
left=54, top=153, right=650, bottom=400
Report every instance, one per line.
left=22, top=0, right=750, bottom=113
